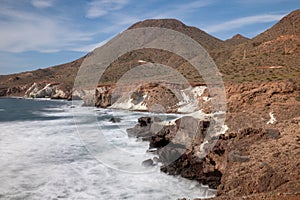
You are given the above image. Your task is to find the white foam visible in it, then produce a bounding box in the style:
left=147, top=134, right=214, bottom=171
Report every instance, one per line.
left=0, top=102, right=216, bottom=199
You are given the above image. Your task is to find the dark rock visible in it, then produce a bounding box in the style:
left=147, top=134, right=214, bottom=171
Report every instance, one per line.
left=126, top=116, right=162, bottom=138
left=158, top=143, right=186, bottom=164
left=0, top=88, right=8, bottom=96
left=131, top=91, right=144, bottom=105
left=152, top=156, right=159, bottom=164
left=109, top=117, right=121, bottom=123
left=174, top=116, right=210, bottom=146
left=265, top=129, right=281, bottom=139
left=149, top=125, right=175, bottom=148
left=142, top=159, right=154, bottom=167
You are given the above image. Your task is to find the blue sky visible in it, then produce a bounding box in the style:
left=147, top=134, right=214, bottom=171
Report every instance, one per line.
left=0, top=0, right=299, bottom=74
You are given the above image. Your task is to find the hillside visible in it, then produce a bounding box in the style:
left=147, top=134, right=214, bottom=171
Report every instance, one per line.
left=0, top=9, right=300, bottom=96
left=220, top=9, right=300, bottom=82
left=225, top=34, right=250, bottom=46
left=0, top=56, right=85, bottom=96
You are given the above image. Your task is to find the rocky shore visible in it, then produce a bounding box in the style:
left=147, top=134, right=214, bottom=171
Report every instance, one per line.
left=126, top=78, right=300, bottom=199
left=127, top=115, right=300, bottom=199
left=1, top=79, right=298, bottom=199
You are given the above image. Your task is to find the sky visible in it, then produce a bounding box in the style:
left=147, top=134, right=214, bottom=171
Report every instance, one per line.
left=0, top=0, right=299, bottom=75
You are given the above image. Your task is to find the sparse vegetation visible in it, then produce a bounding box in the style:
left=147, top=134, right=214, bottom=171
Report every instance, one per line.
left=1, top=10, right=300, bottom=89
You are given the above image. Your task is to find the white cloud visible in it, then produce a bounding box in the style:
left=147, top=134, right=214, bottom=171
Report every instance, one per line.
left=0, top=7, right=94, bottom=53
left=71, top=39, right=109, bottom=52
left=153, top=0, right=214, bottom=19
left=173, top=0, right=214, bottom=11
left=31, top=0, right=54, bottom=8
left=203, top=13, right=286, bottom=33
left=86, top=0, right=128, bottom=18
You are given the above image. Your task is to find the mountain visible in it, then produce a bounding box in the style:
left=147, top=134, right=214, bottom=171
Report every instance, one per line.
left=99, top=18, right=231, bottom=84
left=0, top=9, right=300, bottom=96
left=254, top=9, right=300, bottom=43
left=129, top=19, right=225, bottom=53
left=225, top=34, right=250, bottom=46
left=219, top=9, right=300, bottom=82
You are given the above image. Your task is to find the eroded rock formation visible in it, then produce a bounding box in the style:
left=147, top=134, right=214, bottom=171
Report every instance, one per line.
left=128, top=115, right=300, bottom=199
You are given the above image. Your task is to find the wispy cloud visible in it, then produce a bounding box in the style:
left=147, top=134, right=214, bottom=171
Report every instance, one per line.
left=31, top=0, right=54, bottom=8
left=86, top=0, right=129, bottom=18
left=0, top=6, right=94, bottom=53
left=153, top=0, right=214, bottom=19
left=203, top=13, right=286, bottom=33
left=71, top=39, right=110, bottom=52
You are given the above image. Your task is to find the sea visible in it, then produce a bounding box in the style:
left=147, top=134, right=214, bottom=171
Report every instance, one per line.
left=0, top=98, right=216, bottom=200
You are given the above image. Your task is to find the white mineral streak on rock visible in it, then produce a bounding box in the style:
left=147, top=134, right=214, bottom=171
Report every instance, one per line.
left=110, top=94, right=148, bottom=110
left=24, top=82, right=39, bottom=97
left=177, top=86, right=207, bottom=113
left=25, top=83, right=57, bottom=98
left=267, top=112, right=277, bottom=124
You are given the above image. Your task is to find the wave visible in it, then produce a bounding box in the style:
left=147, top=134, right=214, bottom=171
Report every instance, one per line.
left=0, top=100, right=216, bottom=199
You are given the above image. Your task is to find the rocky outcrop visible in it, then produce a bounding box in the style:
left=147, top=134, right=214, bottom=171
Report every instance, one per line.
left=95, top=85, right=113, bottom=108
left=0, top=86, right=28, bottom=97
left=0, top=87, right=8, bottom=96
left=214, top=118, right=300, bottom=198
left=24, top=82, right=70, bottom=99
left=126, top=116, right=162, bottom=139
left=51, top=88, right=68, bottom=99
left=94, top=82, right=209, bottom=113
left=128, top=116, right=300, bottom=199
left=225, top=80, right=300, bottom=131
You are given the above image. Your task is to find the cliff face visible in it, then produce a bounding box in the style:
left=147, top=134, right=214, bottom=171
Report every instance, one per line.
left=128, top=113, right=299, bottom=199
left=85, top=83, right=209, bottom=114
left=125, top=77, right=300, bottom=199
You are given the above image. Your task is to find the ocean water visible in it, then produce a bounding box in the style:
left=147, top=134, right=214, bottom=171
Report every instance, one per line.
left=0, top=98, right=216, bottom=200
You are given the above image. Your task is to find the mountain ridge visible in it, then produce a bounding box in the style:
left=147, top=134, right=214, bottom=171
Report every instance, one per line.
left=0, top=9, right=300, bottom=95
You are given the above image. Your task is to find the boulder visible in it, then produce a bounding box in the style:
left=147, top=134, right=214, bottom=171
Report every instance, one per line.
left=51, top=89, right=68, bottom=99
left=109, top=117, right=121, bottom=123
left=126, top=116, right=162, bottom=138
left=95, top=86, right=112, bottom=108
left=142, top=159, right=154, bottom=167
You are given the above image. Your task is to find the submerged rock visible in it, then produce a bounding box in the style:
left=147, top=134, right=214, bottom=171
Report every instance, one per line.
left=109, top=117, right=121, bottom=123
left=142, top=159, right=154, bottom=167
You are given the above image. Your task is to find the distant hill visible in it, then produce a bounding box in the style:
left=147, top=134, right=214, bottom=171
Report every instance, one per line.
left=1, top=9, right=299, bottom=94
left=0, top=57, right=85, bottom=90
left=129, top=19, right=225, bottom=53
left=220, top=9, right=300, bottom=82
left=225, top=34, right=250, bottom=46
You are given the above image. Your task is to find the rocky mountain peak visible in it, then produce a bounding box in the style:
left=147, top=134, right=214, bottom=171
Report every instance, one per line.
left=225, top=34, right=250, bottom=45
left=129, top=18, right=187, bottom=30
